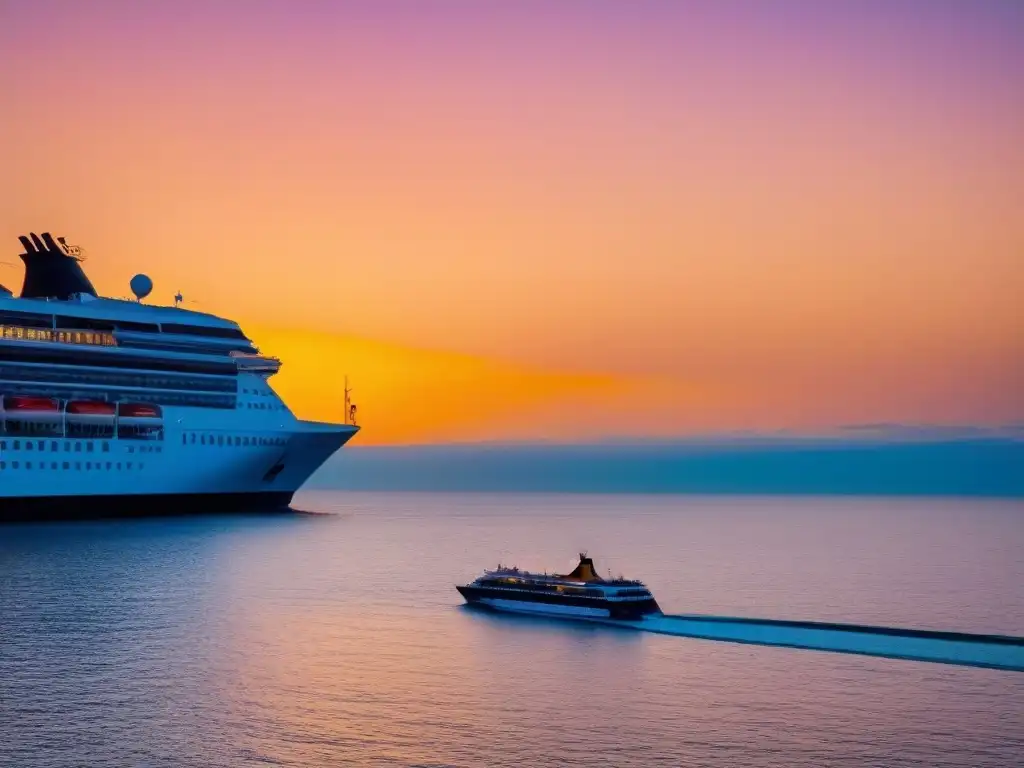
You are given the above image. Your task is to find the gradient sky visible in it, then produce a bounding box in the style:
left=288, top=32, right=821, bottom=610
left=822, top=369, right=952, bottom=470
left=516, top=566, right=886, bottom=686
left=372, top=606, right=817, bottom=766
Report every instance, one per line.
left=1, top=0, right=1021, bottom=443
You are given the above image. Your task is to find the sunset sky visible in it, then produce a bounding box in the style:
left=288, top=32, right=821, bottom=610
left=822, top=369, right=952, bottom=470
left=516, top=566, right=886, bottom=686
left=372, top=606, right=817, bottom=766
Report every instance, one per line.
left=1, top=0, right=1021, bottom=444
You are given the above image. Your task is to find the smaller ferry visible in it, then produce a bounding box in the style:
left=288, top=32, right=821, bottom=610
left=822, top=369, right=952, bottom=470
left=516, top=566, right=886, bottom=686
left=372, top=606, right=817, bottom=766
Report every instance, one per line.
left=457, top=553, right=662, bottom=620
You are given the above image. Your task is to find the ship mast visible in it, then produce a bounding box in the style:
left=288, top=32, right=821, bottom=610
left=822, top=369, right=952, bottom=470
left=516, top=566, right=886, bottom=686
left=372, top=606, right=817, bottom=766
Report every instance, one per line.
left=343, top=376, right=357, bottom=426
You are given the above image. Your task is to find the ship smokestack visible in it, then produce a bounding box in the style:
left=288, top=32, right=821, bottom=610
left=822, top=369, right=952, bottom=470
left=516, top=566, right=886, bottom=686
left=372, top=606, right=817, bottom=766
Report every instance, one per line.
left=16, top=231, right=98, bottom=299
left=40, top=232, right=62, bottom=253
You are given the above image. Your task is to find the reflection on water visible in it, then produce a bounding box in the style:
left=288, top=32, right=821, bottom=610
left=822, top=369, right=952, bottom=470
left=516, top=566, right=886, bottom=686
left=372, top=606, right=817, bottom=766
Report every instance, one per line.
left=2, top=493, right=1023, bottom=767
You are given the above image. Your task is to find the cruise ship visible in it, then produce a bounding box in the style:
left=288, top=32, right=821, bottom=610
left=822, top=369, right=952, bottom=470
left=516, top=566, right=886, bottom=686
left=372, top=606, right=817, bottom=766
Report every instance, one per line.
left=0, top=232, right=359, bottom=520
left=457, top=553, right=662, bottom=620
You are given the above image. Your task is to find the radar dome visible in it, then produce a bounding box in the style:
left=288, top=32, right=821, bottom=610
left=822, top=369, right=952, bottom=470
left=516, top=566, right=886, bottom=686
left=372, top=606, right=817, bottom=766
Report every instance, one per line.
left=130, top=273, right=153, bottom=301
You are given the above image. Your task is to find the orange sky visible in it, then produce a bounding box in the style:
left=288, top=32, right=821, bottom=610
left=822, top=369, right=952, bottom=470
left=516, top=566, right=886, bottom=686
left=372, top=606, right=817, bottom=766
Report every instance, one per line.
left=1, top=2, right=1021, bottom=443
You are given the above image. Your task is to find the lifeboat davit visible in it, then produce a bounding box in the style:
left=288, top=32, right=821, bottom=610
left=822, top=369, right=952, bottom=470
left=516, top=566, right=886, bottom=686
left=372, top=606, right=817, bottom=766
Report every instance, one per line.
left=117, top=402, right=162, bottom=419
left=67, top=400, right=116, bottom=416
left=3, top=395, right=60, bottom=412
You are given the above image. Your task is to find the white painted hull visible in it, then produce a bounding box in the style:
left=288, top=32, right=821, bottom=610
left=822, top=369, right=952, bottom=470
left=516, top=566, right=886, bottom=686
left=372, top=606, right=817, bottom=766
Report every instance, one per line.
left=478, top=598, right=612, bottom=619
left=0, top=373, right=356, bottom=503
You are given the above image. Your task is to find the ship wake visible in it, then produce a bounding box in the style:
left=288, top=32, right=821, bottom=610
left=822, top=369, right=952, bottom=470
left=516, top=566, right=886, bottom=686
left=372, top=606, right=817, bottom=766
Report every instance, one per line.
left=606, top=614, right=1024, bottom=671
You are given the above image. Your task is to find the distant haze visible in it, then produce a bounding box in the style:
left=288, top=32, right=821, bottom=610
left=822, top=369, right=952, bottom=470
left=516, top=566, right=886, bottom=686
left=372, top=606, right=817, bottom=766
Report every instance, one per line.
left=308, top=432, right=1024, bottom=497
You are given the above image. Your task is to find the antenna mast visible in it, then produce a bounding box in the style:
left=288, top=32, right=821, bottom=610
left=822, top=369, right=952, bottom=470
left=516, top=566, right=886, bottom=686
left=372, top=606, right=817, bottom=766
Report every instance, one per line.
left=343, top=376, right=357, bottom=426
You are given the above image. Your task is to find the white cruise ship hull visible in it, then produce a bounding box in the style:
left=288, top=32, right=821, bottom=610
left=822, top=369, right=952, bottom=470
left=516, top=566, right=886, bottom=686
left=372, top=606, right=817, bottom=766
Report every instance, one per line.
left=0, top=376, right=358, bottom=521
left=0, top=421, right=355, bottom=520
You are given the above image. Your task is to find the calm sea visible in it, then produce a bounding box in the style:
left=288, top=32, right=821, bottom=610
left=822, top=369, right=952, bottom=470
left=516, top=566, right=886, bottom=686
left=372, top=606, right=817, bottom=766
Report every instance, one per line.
left=2, top=492, right=1023, bottom=767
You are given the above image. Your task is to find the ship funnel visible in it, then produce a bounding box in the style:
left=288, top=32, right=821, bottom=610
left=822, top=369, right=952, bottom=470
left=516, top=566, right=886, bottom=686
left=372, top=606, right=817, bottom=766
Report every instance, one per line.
left=17, top=231, right=98, bottom=300
left=40, top=232, right=62, bottom=252
left=560, top=553, right=603, bottom=582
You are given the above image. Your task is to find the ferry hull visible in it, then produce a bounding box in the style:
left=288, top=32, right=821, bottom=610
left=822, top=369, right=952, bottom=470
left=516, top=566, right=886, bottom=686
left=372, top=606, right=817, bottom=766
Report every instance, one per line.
left=457, top=585, right=661, bottom=621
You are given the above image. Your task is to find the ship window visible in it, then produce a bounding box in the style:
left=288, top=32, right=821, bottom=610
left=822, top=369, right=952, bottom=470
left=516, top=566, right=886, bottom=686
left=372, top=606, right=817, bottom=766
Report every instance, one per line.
left=126, top=462, right=132, bottom=469
left=0, top=310, right=53, bottom=328
left=51, top=441, right=58, bottom=451
left=26, top=442, right=32, bottom=451
left=0, top=462, right=5, bottom=470
left=160, top=322, right=246, bottom=339
left=12, top=461, right=18, bottom=469
left=75, top=442, right=81, bottom=452
left=86, top=442, right=93, bottom=452
left=0, top=441, right=4, bottom=449
left=217, top=435, right=223, bottom=446
left=55, top=315, right=115, bottom=331
left=114, top=320, right=160, bottom=333
left=85, top=462, right=91, bottom=470
left=106, top=462, right=111, bottom=470
left=102, top=442, right=109, bottom=452
left=0, top=347, right=236, bottom=375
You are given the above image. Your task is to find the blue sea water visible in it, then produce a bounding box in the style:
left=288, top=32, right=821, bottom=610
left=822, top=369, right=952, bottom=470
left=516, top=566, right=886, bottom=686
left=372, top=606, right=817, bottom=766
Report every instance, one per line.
left=2, top=492, right=1023, bottom=767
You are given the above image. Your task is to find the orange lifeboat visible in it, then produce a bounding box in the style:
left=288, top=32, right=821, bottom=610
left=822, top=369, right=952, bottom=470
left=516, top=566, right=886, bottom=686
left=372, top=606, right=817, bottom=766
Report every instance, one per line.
left=3, top=395, right=59, bottom=412
left=117, top=402, right=162, bottom=419
left=67, top=400, right=116, bottom=416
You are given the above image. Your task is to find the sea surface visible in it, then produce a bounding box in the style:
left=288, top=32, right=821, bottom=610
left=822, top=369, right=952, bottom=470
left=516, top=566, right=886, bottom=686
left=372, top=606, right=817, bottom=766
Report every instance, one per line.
left=2, top=492, right=1023, bottom=767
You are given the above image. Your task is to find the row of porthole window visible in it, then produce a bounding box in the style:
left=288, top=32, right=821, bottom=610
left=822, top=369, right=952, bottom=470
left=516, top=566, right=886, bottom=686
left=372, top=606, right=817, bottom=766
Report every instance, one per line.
left=0, top=460, right=141, bottom=471
left=0, top=439, right=161, bottom=455
left=0, top=439, right=109, bottom=453
left=183, top=433, right=287, bottom=448
left=243, top=401, right=284, bottom=411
